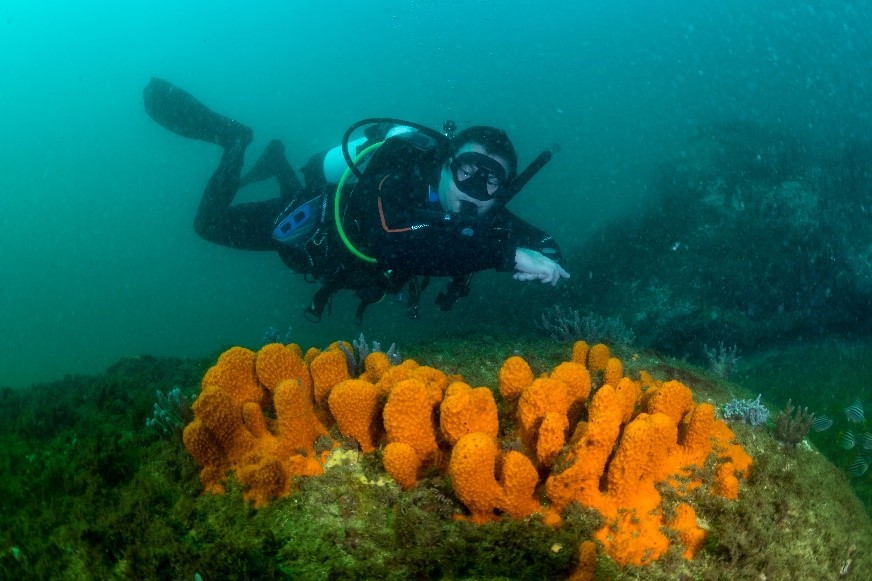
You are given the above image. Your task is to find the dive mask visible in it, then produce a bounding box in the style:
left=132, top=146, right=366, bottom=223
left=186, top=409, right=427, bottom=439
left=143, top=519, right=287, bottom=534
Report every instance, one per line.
left=450, top=152, right=509, bottom=201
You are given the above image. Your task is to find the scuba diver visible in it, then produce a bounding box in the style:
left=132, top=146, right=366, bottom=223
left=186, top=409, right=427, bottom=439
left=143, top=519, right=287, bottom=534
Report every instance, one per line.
left=143, top=77, right=570, bottom=323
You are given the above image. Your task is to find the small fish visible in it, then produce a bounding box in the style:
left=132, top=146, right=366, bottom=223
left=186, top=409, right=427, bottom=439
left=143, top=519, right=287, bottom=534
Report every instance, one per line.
left=847, top=456, right=869, bottom=477
left=840, top=430, right=856, bottom=450
left=810, top=416, right=833, bottom=432
left=862, top=432, right=872, bottom=451
left=845, top=399, right=865, bottom=423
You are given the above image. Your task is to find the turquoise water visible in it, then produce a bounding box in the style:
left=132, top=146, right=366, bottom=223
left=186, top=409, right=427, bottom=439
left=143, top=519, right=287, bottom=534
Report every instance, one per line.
left=1, top=0, right=870, bottom=388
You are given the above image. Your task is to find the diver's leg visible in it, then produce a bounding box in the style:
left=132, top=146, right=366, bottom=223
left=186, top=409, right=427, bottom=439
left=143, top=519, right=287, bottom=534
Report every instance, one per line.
left=193, top=136, right=289, bottom=251
left=143, top=77, right=252, bottom=148
left=144, top=78, right=287, bottom=250
left=239, top=139, right=303, bottom=202
left=193, top=136, right=248, bottom=246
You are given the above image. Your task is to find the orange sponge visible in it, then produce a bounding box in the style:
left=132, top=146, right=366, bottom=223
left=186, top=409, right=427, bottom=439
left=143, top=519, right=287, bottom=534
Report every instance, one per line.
left=550, top=361, right=592, bottom=405
left=570, top=340, right=590, bottom=367
left=182, top=420, right=226, bottom=493
left=499, top=450, right=541, bottom=519
left=594, top=509, right=669, bottom=567
left=723, top=443, right=753, bottom=477
left=273, top=378, right=328, bottom=458
left=191, top=384, right=257, bottom=462
left=614, top=377, right=642, bottom=424
left=375, top=359, right=419, bottom=394
left=255, top=343, right=297, bottom=390
left=411, top=365, right=451, bottom=402
left=517, top=377, right=570, bottom=451
left=383, top=442, right=420, bottom=489
left=202, top=346, right=265, bottom=406
left=715, top=461, right=740, bottom=499
left=546, top=385, right=623, bottom=515
left=309, top=349, right=350, bottom=409
left=448, top=432, right=503, bottom=523
left=605, top=412, right=676, bottom=514
left=235, top=455, right=290, bottom=508
left=499, top=355, right=534, bottom=401
left=587, top=343, right=610, bottom=373
left=645, top=380, right=694, bottom=425
left=682, top=402, right=717, bottom=462
left=241, top=401, right=272, bottom=441
left=671, top=503, right=707, bottom=559
left=361, top=351, right=392, bottom=383
left=185, top=339, right=755, bottom=572
left=536, top=412, right=569, bottom=467
left=439, top=385, right=499, bottom=446
left=568, top=540, right=597, bottom=581
left=603, top=357, right=623, bottom=387
left=328, top=378, right=384, bottom=453
left=383, top=378, right=440, bottom=464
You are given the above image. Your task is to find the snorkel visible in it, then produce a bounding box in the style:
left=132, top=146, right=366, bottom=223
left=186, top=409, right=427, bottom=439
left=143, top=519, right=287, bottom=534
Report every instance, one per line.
left=501, top=143, right=561, bottom=205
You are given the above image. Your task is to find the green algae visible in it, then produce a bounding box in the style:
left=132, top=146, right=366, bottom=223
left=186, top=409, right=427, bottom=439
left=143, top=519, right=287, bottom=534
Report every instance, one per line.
left=1, top=336, right=871, bottom=579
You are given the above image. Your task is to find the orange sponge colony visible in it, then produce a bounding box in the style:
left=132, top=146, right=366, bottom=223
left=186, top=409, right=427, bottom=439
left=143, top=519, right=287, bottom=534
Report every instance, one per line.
left=184, top=344, right=329, bottom=507
left=540, top=342, right=752, bottom=567
left=184, top=338, right=752, bottom=571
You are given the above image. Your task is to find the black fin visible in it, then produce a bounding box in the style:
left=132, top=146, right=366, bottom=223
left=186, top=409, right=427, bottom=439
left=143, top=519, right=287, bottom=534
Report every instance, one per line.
left=143, top=77, right=252, bottom=148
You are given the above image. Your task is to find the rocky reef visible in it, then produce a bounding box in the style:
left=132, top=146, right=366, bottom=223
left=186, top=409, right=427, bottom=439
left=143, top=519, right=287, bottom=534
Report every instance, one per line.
left=547, top=121, right=872, bottom=356
left=1, top=335, right=870, bottom=579
left=183, top=339, right=750, bottom=570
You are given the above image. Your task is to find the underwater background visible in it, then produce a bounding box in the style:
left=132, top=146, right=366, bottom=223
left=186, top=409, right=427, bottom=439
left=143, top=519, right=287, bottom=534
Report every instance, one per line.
left=2, top=0, right=872, bottom=578
left=1, top=0, right=869, bottom=387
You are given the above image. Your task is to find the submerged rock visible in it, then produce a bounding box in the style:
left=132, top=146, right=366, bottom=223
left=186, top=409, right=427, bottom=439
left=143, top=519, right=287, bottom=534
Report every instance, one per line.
left=0, top=336, right=870, bottom=579
left=562, top=120, right=872, bottom=355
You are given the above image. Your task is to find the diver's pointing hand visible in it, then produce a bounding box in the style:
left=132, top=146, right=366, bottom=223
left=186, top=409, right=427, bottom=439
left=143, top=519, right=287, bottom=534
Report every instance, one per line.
left=513, top=248, right=571, bottom=287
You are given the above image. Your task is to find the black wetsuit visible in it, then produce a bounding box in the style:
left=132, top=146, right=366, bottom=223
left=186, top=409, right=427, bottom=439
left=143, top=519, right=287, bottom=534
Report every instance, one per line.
left=345, top=132, right=562, bottom=276
left=192, top=130, right=563, bottom=320
left=143, top=77, right=561, bottom=319
left=193, top=139, right=302, bottom=252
